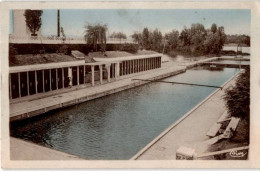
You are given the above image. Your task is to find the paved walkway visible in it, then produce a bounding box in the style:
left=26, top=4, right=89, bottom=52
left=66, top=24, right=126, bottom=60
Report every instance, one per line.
left=10, top=57, right=220, bottom=120
left=10, top=137, right=82, bottom=160
left=133, top=70, right=240, bottom=160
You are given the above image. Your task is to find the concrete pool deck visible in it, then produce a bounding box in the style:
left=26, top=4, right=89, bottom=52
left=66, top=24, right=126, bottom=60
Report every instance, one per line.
left=10, top=56, right=222, bottom=122
left=10, top=137, right=82, bottom=160
left=9, top=56, right=247, bottom=160
left=9, top=65, right=242, bottom=161
left=132, top=69, right=242, bottom=160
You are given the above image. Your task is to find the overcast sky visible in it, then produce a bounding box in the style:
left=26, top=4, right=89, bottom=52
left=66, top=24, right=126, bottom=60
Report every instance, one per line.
left=10, top=9, right=250, bottom=37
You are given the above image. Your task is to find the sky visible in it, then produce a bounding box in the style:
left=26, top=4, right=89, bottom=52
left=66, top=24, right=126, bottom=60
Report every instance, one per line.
left=10, top=9, right=251, bottom=37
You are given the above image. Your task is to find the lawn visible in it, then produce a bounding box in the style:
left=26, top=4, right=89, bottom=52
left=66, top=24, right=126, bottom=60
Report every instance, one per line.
left=10, top=50, right=158, bottom=67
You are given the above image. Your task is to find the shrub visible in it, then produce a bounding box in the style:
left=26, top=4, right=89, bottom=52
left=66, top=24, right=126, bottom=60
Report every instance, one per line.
left=167, top=51, right=177, bottom=58
left=9, top=44, right=18, bottom=65
left=223, top=67, right=250, bottom=120
left=120, top=44, right=138, bottom=53
left=56, top=45, right=71, bottom=55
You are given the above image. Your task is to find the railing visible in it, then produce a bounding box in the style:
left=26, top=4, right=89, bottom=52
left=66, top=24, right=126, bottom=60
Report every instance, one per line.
left=9, top=34, right=135, bottom=44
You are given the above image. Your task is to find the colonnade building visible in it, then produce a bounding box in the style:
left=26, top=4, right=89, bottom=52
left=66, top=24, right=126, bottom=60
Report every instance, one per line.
left=9, top=54, right=162, bottom=100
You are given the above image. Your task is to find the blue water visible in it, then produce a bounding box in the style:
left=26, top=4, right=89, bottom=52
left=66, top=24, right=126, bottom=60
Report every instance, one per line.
left=10, top=66, right=239, bottom=160
left=213, top=60, right=250, bottom=65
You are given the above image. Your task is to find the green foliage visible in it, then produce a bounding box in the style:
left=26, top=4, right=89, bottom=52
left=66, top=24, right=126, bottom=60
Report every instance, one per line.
left=165, top=30, right=179, bottom=50
left=131, top=32, right=143, bottom=46
left=211, top=23, right=217, bottom=33
left=225, top=34, right=250, bottom=46
left=110, top=32, right=127, bottom=40
left=9, top=44, right=18, bottom=65
left=150, top=29, right=163, bottom=52
left=56, top=45, right=71, bottom=55
left=133, top=23, right=227, bottom=57
left=224, top=68, right=250, bottom=120
left=120, top=44, right=138, bottom=54
left=24, top=10, right=43, bottom=35
left=142, top=28, right=150, bottom=50
left=84, top=23, right=107, bottom=52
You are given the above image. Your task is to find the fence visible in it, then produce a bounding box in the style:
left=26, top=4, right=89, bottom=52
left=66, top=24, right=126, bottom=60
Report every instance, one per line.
left=9, top=35, right=135, bottom=44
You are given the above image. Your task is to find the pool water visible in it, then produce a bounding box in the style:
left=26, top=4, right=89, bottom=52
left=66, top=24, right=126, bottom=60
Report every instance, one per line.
left=10, top=66, right=239, bottom=160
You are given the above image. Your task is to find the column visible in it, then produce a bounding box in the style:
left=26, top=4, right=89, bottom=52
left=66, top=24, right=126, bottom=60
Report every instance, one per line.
left=151, top=58, right=153, bottom=69
left=106, top=64, right=111, bottom=82
left=9, top=74, right=12, bottom=99
left=99, top=65, right=103, bottom=84
left=136, top=59, right=139, bottom=73
left=134, top=60, right=136, bottom=73
left=144, top=59, right=146, bottom=71
left=131, top=60, right=133, bottom=73
left=111, top=64, right=114, bottom=78
left=62, top=68, right=64, bottom=88
left=149, top=58, right=151, bottom=70
left=148, top=58, right=150, bottom=70
left=153, top=58, right=155, bottom=69
left=115, top=62, right=120, bottom=79
left=18, top=73, right=21, bottom=98
left=83, top=65, right=86, bottom=84
left=42, top=70, right=45, bottom=92
left=77, top=66, right=79, bottom=85
left=27, top=72, right=30, bottom=95
left=35, top=71, right=38, bottom=94
left=126, top=61, right=129, bottom=75
left=140, top=59, right=143, bottom=72
left=129, top=60, right=131, bottom=74
left=49, top=69, right=52, bottom=91
left=91, top=65, right=95, bottom=86
left=56, top=69, right=58, bottom=89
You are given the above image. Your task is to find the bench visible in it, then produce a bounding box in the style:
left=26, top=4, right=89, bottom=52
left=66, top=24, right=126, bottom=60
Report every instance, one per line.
left=71, top=50, right=85, bottom=59
left=206, top=111, right=230, bottom=137
left=206, top=123, right=222, bottom=137
left=222, top=117, right=240, bottom=139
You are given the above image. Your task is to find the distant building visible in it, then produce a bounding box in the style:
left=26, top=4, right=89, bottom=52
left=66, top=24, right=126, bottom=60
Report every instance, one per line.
left=12, top=9, right=41, bottom=37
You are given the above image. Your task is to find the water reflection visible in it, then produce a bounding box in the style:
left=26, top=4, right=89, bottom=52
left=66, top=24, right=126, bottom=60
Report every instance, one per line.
left=11, top=67, right=239, bottom=159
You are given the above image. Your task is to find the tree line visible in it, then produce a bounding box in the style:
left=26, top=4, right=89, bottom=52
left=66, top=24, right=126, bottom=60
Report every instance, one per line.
left=225, top=34, right=250, bottom=46
left=22, top=10, right=250, bottom=56
left=132, top=23, right=227, bottom=57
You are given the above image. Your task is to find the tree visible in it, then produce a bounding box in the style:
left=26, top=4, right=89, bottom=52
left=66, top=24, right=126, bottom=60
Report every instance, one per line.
left=110, top=32, right=127, bottom=42
left=211, top=23, right=217, bottom=33
left=131, top=32, right=143, bottom=45
left=24, top=10, right=43, bottom=36
left=224, top=68, right=250, bottom=120
left=179, top=27, right=191, bottom=46
left=60, top=27, right=66, bottom=43
left=142, top=28, right=150, bottom=50
left=150, top=29, right=163, bottom=52
left=165, top=30, right=179, bottom=50
left=84, top=23, right=108, bottom=52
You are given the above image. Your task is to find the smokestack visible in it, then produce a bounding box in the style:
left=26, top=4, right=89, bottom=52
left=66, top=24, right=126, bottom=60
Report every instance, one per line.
left=57, top=9, right=60, bottom=37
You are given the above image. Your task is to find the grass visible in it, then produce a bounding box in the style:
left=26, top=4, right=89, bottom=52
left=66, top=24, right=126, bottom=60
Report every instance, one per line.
left=10, top=50, right=158, bottom=67
left=10, top=53, right=80, bottom=67
left=85, top=50, right=157, bottom=59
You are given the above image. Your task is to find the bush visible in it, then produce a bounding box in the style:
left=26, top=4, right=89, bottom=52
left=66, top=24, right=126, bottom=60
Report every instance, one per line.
left=223, top=67, right=250, bottom=120
left=167, top=51, right=177, bottom=58
left=56, top=45, right=71, bottom=55
left=9, top=44, right=18, bottom=65
left=120, top=44, right=138, bottom=53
